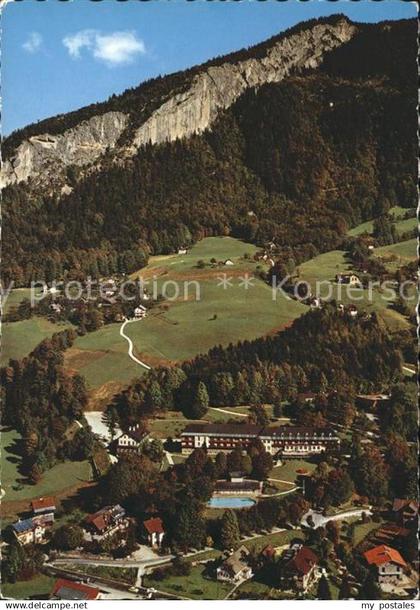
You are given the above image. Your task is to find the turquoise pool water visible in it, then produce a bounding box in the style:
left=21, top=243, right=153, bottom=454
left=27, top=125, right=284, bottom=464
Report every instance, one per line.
left=208, top=496, right=256, bottom=509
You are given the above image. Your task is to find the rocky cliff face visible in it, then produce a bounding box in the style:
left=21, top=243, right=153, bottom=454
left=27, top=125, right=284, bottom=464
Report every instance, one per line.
left=133, top=19, right=356, bottom=148
left=1, top=111, right=127, bottom=187
left=1, top=18, right=356, bottom=189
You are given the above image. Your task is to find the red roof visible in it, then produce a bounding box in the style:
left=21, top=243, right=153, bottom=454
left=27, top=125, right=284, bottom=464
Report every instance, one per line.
left=51, top=579, right=100, bottom=600
left=143, top=517, right=164, bottom=534
left=287, top=546, right=318, bottom=576
left=364, top=545, right=407, bottom=568
left=87, top=515, right=107, bottom=532
left=31, top=496, right=56, bottom=512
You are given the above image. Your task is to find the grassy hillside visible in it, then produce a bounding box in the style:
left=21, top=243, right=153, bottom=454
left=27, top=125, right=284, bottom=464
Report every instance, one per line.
left=64, top=237, right=306, bottom=399
left=373, top=238, right=417, bottom=273
left=347, top=207, right=416, bottom=237
left=1, top=429, right=92, bottom=503
left=0, top=318, right=73, bottom=365
left=298, top=249, right=410, bottom=332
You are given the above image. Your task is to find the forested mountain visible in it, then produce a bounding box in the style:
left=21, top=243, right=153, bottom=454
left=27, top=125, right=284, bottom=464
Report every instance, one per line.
left=1, top=16, right=416, bottom=285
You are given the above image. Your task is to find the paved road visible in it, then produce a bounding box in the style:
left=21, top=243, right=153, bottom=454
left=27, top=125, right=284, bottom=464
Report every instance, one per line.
left=120, top=318, right=151, bottom=370
left=209, top=407, right=248, bottom=418
left=301, top=507, right=372, bottom=529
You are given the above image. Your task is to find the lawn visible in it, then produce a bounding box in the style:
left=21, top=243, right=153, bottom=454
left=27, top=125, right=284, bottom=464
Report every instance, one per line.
left=1, top=429, right=93, bottom=503
left=242, top=529, right=298, bottom=553
left=234, top=579, right=292, bottom=599
left=374, top=239, right=417, bottom=268
left=269, top=459, right=317, bottom=484
left=353, top=520, right=382, bottom=545
left=1, top=574, right=55, bottom=600
left=144, top=565, right=232, bottom=600
left=0, top=317, right=73, bottom=365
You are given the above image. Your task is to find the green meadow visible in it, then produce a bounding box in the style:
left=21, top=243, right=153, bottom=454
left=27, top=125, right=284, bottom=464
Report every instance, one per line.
left=0, top=317, right=73, bottom=365
left=1, top=428, right=92, bottom=504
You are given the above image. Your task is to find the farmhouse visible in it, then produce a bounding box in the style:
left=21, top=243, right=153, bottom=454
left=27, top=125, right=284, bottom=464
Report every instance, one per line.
left=180, top=424, right=340, bottom=456
left=391, top=499, right=418, bottom=527
left=279, top=544, right=319, bottom=593
left=84, top=505, right=130, bottom=541
left=216, top=545, right=253, bottom=583
left=116, top=425, right=150, bottom=456
left=336, top=273, right=361, bottom=286
left=143, top=517, right=165, bottom=548
left=224, top=259, right=234, bottom=266
left=363, top=545, right=407, bottom=585
left=12, top=519, right=46, bottom=546
left=51, top=579, right=101, bottom=600
left=134, top=305, right=147, bottom=319
left=30, top=496, right=56, bottom=525
left=178, top=247, right=188, bottom=255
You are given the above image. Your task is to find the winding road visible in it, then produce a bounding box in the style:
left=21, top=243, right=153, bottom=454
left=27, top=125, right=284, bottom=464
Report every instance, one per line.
left=120, top=318, right=151, bottom=370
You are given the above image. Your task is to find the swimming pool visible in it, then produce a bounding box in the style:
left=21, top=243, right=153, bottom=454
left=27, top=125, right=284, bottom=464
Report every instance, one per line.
left=208, top=496, right=256, bottom=509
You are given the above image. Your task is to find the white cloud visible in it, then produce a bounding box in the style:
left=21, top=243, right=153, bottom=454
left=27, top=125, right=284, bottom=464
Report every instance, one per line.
left=63, top=30, right=146, bottom=66
left=62, top=29, right=96, bottom=59
left=22, top=32, right=43, bottom=54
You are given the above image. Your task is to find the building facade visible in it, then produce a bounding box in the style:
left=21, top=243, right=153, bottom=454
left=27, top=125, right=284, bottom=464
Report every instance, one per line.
left=364, top=545, right=407, bottom=585
left=181, top=424, right=340, bottom=457
left=12, top=519, right=46, bottom=546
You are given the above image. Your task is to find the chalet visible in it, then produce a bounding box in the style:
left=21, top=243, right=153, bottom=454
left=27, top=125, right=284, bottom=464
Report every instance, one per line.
left=392, top=499, right=418, bottom=527
left=51, top=579, right=101, bottom=600
left=336, top=273, right=361, bottom=286
left=116, top=425, right=149, bottom=456
left=296, top=392, right=318, bottom=404
left=143, top=517, right=165, bottom=548
left=181, top=423, right=340, bottom=457
left=224, top=259, right=234, bottom=266
left=30, top=496, right=56, bottom=525
left=134, top=305, right=147, bottom=319
left=363, top=545, right=407, bottom=585
left=12, top=519, right=46, bottom=546
left=216, top=546, right=253, bottom=583
left=84, top=504, right=130, bottom=541
left=279, top=544, right=319, bottom=593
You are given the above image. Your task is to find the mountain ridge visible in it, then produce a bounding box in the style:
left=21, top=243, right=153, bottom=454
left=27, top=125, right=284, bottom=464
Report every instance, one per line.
left=2, top=14, right=357, bottom=188
left=1, top=16, right=416, bottom=286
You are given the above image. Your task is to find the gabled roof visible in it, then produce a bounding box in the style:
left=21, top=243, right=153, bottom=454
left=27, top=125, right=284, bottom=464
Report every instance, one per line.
left=222, top=545, right=250, bottom=575
left=364, top=545, right=407, bottom=568
left=143, top=517, right=164, bottom=534
left=51, top=579, right=99, bottom=600
left=286, top=546, right=318, bottom=576
left=85, top=504, right=126, bottom=532
left=31, top=496, right=56, bottom=512
left=12, top=518, right=38, bottom=533
left=392, top=498, right=418, bottom=514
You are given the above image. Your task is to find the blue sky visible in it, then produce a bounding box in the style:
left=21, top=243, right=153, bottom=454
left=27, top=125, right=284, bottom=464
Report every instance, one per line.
left=2, top=0, right=417, bottom=136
